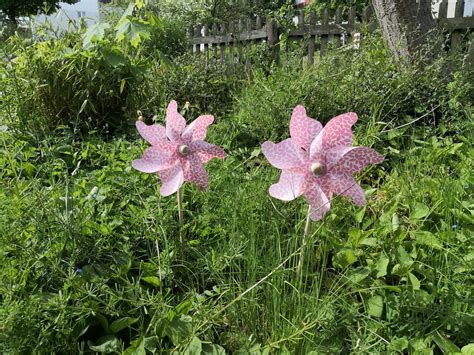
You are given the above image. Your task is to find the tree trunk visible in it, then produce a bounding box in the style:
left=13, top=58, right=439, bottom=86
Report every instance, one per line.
left=372, top=0, right=437, bottom=60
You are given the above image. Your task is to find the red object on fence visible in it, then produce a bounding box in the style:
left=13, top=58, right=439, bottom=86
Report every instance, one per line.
left=295, top=0, right=310, bottom=8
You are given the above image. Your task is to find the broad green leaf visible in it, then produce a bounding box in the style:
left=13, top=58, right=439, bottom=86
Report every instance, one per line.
left=367, top=295, right=384, bottom=318
left=408, top=272, right=421, bottom=290
left=392, top=213, right=400, bottom=231
left=88, top=335, right=121, bottom=353
left=413, top=231, right=442, bottom=250
left=433, top=332, right=461, bottom=354
left=110, top=317, right=139, bottom=334
left=83, top=22, right=110, bottom=47
left=115, top=19, right=151, bottom=47
left=165, top=315, right=193, bottom=345
left=388, top=337, right=409, bottom=352
left=124, top=337, right=146, bottom=355
left=461, top=344, right=474, bottom=354
left=141, top=276, right=161, bottom=286
left=202, top=343, right=226, bottom=355
left=375, top=253, right=389, bottom=278
left=101, top=48, right=128, bottom=67
left=410, top=202, right=430, bottom=220
left=348, top=267, right=371, bottom=284
left=334, top=248, right=357, bottom=269
left=183, top=337, right=202, bottom=355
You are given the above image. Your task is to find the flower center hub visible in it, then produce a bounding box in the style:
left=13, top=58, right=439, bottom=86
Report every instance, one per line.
left=310, top=162, right=327, bottom=176
left=178, top=144, right=191, bottom=157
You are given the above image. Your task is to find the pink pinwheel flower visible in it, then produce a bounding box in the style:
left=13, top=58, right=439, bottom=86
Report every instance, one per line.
left=132, top=100, right=226, bottom=196
left=262, top=105, right=384, bottom=221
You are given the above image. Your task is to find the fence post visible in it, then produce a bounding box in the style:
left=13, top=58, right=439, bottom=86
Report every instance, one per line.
left=320, top=8, right=329, bottom=57
left=194, top=25, right=201, bottom=56
left=219, top=23, right=226, bottom=64
left=452, top=0, right=465, bottom=52
left=308, top=11, right=316, bottom=65
left=267, top=17, right=280, bottom=64
left=334, top=8, right=342, bottom=48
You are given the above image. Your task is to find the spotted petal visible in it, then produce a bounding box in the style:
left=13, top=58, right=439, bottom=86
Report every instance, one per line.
left=136, top=121, right=167, bottom=146
left=330, top=147, right=384, bottom=174
left=132, top=147, right=173, bottom=173
left=322, top=112, right=357, bottom=150
left=269, top=170, right=306, bottom=201
left=321, top=173, right=366, bottom=206
left=190, top=140, right=227, bottom=163
left=262, top=139, right=305, bottom=170
left=182, top=154, right=208, bottom=189
left=290, top=105, right=322, bottom=150
left=181, top=115, right=214, bottom=141
left=304, top=184, right=331, bottom=221
left=159, top=162, right=184, bottom=197
left=166, top=100, right=186, bottom=142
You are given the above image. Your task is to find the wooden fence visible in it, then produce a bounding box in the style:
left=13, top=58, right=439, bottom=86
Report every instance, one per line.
left=189, top=0, right=474, bottom=68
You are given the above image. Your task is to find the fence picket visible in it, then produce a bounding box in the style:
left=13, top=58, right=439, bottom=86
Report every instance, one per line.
left=308, top=11, right=316, bottom=65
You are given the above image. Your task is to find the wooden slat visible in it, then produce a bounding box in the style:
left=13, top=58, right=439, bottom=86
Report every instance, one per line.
left=320, top=8, right=329, bottom=56
left=194, top=25, right=201, bottom=54
left=438, top=0, right=448, bottom=19
left=203, top=24, right=209, bottom=58
left=219, top=23, right=226, bottom=64
left=451, top=0, right=466, bottom=50
left=307, top=11, right=316, bottom=65
left=267, top=17, right=280, bottom=64
left=334, top=8, right=342, bottom=48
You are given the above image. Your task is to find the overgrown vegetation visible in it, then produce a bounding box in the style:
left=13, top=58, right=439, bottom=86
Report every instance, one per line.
left=0, top=0, right=473, bottom=353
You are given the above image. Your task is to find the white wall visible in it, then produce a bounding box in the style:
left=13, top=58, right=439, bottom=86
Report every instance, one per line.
left=36, top=0, right=100, bottom=31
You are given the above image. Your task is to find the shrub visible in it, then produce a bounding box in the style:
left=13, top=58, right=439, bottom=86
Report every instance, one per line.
left=144, top=53, right=245, bottom=120
left=232, top=34, right=471, bottom=145
left=6, top=31, right=149, bottom=136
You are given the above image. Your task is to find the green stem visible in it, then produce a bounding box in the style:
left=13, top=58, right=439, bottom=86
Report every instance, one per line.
left=177, top=187, right=184, bottom=244
left=297, top=205, right=312, bottom=278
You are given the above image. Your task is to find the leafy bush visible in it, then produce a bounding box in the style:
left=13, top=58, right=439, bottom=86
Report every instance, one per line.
left=144, top=53, right=245, bottom=120
left=233, top=34, right=471, bottom=145
left=4, top=30, right=149, bottom=136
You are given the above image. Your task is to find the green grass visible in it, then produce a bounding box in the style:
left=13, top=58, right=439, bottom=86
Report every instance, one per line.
left=1, top=112, right=473, bottom=353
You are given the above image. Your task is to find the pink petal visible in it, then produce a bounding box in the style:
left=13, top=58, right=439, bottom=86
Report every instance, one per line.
left=166, top=100, right=186, bottom=141
left=322, top=112, right=358, bottom=150
left=136, top=121, right=166, bottom=146
left=290, top=105, right=322, bottom=150
left=190, top=140, right=226, bottom=163
left=304, top=184, right=331, bottom=220
left=262, top=139, right=305, bottom=170
left=181, top=115, right=214, bottom=141
left=182, top=154, right=209, bottom=189
left=330, top=147, right=384, bottom=174
left=132, top=147, right=173, bottom=173
left=321, top=173, right=366, bottom=206
left=159, top=162, right=184, bottom=196
left=269, top=170, right=306, bottom=201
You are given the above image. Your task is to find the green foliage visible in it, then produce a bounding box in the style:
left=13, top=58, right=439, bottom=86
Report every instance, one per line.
left=233, top=34, right=471, bottom=145
left=0, top=0, right=78, bottom=23
left=5, top=31, right=148, bottom=135
left=145, top=53, right=245, bottom=120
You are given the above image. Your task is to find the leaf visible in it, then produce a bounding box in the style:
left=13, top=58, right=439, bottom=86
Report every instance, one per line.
left=375, top=253, right=389, bottom=278
left=124, top=337, right=146, bottom=355
left=334, top=248, right=358, bottom=269
left=461, top=344, right=474, bottom=354
left=348, top=267, right=371, bottom=284
left=101, top=48, right=127, bottom=67
left=410, top=202, right=430, bottom=220
left=408, top=272, right=421, bottom=290
left=115, top=19, right=151, bottom=47
left=183, top=337, right=202, bottom=355
left=110, top=317, right=139, bottom=334
left=367, top=295, right=384, bottom=318
left=413, top=231, right=443, bottom=250
left=433, top=332, right=461, bottom=354
left=83, top=22, right=110, bottom=47
left=388, top=337, right=409, bottom=352
left=202, top=343, right=226, bottom=354
left=392, top=213, right=400, bottom=231
left=88, top=335, right=121, bottom=353
left=142, top=276, right=161, bottom=286
left=165, top=315, right=193, bottom=345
